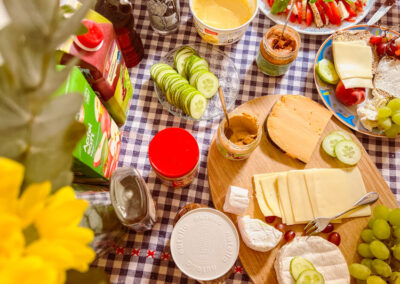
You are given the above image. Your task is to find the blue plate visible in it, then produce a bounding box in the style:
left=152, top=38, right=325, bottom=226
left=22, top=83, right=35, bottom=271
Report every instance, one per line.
left=314, top=24, right=400, bottom=137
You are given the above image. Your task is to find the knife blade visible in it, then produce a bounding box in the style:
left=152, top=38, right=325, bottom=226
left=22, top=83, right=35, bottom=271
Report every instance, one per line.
left=367, top=0, right=395, bottom=26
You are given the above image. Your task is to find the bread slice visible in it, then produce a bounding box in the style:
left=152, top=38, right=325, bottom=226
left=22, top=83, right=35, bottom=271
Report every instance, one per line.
left=332, top=30, right=379, bottom=73
left=374, top=56, right=400, bottom=99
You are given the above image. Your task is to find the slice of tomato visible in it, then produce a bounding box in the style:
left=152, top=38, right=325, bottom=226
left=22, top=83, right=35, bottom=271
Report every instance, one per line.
left=315, top=0, right=327, bottom=25
left=306, top=5, right=313, bottom=26
left=296, top=1, right=302, bottom=24
left=319, top=1, right=334, bottom=25
left=290, top=10, right=297, bottom=22
left=355, top=0, right=364, bottom=12
left=341, top=0, right=357, bottom=17
left=328, top=1, right=342, bottom=25
left=345, top=17, right=356, bottom=22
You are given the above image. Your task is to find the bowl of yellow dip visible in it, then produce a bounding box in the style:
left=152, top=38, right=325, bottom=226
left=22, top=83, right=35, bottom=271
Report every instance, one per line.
left=189, top=0, right=258, bottom=45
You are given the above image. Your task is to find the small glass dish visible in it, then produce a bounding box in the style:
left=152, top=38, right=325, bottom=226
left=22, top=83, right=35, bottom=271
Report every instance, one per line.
left=153, top=43, right=239, bottom=121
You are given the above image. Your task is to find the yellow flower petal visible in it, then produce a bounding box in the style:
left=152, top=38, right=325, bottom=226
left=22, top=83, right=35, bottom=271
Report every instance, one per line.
left=52, top=227, right=94, bottom=245
left=26, top=239, right=75, bottom=270
left=0, top=214, right=24, bottom=266
left=0, top=158, right=24, bottom=212
left=17, top=181, right=51, bottom=227
left=36, top=199, right=89, bottom=237
left=46, top=186, right=76, bottom=209
left=52, top=239, right=96, bottom=272
left=0, top=256, right=59, bottom=284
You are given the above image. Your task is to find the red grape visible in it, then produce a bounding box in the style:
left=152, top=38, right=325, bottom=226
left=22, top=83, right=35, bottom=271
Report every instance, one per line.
left=386, top=41, right=398, bottom=56
left=377, top=43, right=387, bottom=56
left=369, top=35, right=383, bottom=45
left=275, top=223, right=286, bottom=232
left=284, top=230, right=296, bottom=242
left=321, top=223, right=334, bottom=234
left=265, top=216, right=276, bottom=223
left=328, top=232, right=341, bottom=246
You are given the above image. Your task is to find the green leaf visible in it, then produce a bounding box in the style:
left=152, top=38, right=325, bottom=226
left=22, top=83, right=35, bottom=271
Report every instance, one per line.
left=61, top=4, right=76, bottom=14
left=271, top=0, right=291, bottom=14
left=66, top=268, right=109, bottom=284
left=309, top=0, right=318, bottom=4
left=76, top=23, right=89, bottom=36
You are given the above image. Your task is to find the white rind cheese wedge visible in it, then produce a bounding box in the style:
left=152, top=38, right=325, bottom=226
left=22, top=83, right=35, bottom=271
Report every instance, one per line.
left=223, top=186, right=249, bottom=215
left=238, top=215, right=282, bottom=252
left=274, top=236, right=350, bottom=284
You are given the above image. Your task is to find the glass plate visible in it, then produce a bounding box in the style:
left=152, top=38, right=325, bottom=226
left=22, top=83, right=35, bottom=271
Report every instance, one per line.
left=153, top=43, right=239, bottom=121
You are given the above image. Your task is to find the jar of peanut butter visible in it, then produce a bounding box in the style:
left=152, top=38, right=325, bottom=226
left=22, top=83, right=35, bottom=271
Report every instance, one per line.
left=256, top=25, right=300, bottom=76
left=216, top=110, right=261, bottom=160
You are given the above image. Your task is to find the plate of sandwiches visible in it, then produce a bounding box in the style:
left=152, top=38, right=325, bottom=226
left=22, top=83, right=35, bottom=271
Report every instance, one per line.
left=258, top=0, right=375, bottom=35
left=314, top=25, right=400, bottom=138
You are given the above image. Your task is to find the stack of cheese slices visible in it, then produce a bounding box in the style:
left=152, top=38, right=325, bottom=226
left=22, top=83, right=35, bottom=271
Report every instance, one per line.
left=253, top=167, right=371, bottom=225
left=332, top=30, right=376, bottom=89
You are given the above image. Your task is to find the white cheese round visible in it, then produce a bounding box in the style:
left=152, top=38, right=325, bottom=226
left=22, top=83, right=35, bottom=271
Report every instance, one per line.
left=274, top=236, right=350, bottom=284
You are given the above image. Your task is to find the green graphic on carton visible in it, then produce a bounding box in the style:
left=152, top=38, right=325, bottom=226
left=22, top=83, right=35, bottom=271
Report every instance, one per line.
left=54, top=67, right=121, bottom=181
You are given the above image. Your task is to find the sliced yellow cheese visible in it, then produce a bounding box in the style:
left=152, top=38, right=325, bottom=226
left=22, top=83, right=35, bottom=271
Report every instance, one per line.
left=253, top=175, right=274, bottom=217
left=277, top=173, right=296, bottom=225
left=287, top=170, right=315, bottom=223
left=332, top=41, right=373, bottom=80
left=259, top=174, right=283, bottom=218
left=304, top=168, right=371, bottom=219
left=342, top=78, right=373, bottom=89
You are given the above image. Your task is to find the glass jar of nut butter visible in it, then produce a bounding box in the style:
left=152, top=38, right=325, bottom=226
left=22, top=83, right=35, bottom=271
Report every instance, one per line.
left=256, top=24, right=301, bottom=76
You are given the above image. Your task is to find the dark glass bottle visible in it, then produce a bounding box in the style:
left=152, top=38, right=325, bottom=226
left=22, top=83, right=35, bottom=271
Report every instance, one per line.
left=95, top=0, right=144, bottom=68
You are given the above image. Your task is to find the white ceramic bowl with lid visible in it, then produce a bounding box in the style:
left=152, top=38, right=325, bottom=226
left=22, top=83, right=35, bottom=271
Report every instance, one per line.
left=170, top=207, right=240, bottom=281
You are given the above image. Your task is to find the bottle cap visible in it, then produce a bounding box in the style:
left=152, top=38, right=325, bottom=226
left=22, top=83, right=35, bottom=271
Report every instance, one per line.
left=74, top=20, right=104, bottom=51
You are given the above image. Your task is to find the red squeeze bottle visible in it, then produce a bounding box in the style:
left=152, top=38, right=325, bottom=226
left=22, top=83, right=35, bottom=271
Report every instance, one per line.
left=95, top=0, right=144, bottom=68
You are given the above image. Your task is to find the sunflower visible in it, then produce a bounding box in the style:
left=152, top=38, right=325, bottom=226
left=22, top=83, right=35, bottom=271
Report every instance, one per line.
left=0, top=158, right=95, bottom=284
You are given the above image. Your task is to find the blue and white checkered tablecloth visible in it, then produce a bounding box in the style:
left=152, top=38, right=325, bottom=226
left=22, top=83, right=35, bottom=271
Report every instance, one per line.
left=83, top=0, right=400, bottom=282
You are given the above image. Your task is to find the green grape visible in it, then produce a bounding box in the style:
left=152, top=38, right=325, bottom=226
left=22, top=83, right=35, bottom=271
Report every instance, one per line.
left=349, top=263, right=371, bottom=280
left=361, top=258, right=373, bottom=270
left=378, top=117, right=392, bottom=130
left=377, top=106, right=392, bottom=118
left=372, top=219, right=391, bottom=240
left=391, top=271, right=400, bottom=282
left=372, top=259, right=392, bottom=278
left=393, top=112, right=400, bottom=126
left=385, top=124, right=400, bottom=138
left=373, top=205, right=391, bottom=220
left=394, top=227, right=400, bottom=239
left=361, top=229, right=376, bottom=243
left=369, top=240, right=390, bottom=260
left=389, top=208, right=400, bottom=226
left=388, top=98, right=400, bottom=112
left=393, top=245, right=400, bottom=260
left=366, top=275, right=386, bottom=284
left=368, top=217, right=376, bottom=229
left=358, top=243, right=374, bottom=258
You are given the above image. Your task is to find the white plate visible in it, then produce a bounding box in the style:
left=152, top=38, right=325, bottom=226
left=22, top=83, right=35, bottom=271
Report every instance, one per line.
left=258, top=0, right=375, bottom=35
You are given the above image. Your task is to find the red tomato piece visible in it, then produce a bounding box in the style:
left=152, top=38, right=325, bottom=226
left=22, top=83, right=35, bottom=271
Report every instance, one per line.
left=341, top=0, right=357, bottom=17
left=355, top=0, right=364, bottom=12
left=320, top=1, right=335, bottom=25
left=369, top=35, right=383, bottom=45
left=335, top=81, right=366, bottom=106
left=290, top=11, right=297, bottom=23
left=316, top=0, right=327, bottom=25
left=306, top=5, right=313, bottom=26
left=328, top=1, right=342, bottom=25
left=296, top=1, right=302, bottom=24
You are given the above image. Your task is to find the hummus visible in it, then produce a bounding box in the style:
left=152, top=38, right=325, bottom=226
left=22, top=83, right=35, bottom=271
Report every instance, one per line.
left=226, top=114, right=258, bottom=145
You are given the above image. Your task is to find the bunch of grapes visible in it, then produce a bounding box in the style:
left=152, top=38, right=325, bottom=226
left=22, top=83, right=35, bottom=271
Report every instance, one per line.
left=377, top=98, right=400, bottom=138
left=349, top=205, right=400, bottom=283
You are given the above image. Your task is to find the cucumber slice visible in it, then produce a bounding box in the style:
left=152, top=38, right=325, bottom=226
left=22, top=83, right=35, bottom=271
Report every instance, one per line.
left=189, top=65, right=209, bottom=79
left=330, top=130, right=352, bottom=141
left=180, top=88, right=197, bottom=112
left=174, top=46, right=196, bottom=65
left=316, top=59, right=339, bottom=85
left=322, top=132, right=346, bottom=157
left=334, top=140, right=361, bottom=166
left=155, top=69, right=176, bottom=88
left=189, top=70, right=208, bottom=86
left=150, top=63, right=168, bottom=80
left=185, top=55, right=201, bottom=77
left=170, top=84, right=187, bottom=107
left=296, top=270, right=324, bottom=284
left=290, top=257, right=316, bottom=281
left=196, top=72, right=219, bottom=99
left=188, top=58, right=209, bottom=77
left=176, top=51, right=196, bottom=77
left=189, top=94, right=207, bottom=119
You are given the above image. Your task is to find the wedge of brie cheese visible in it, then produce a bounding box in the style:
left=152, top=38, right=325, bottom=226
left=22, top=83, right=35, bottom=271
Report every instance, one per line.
left=223, top=186, right=249, bottom=215
left=274, top=236, right=350, bottom=284
left=238, top=215, right=282, bottom=252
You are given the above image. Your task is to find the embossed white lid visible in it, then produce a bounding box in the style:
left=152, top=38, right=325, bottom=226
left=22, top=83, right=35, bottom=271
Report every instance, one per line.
left=170, top=208, right=240, bottom=281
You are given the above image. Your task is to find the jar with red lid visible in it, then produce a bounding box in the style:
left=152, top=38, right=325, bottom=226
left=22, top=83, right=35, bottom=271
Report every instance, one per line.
left=148, top=128, right=199, bottom=188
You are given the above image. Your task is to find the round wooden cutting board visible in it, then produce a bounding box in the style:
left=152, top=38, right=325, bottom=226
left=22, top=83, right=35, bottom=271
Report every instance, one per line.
left=207, top=95, right=398, bottom=284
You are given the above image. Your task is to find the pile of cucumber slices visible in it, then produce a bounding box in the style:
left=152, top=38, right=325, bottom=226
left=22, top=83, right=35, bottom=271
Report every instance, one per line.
left=150, top=46, right=219, bottom=120
left=322, top=130, right=361, bottom=166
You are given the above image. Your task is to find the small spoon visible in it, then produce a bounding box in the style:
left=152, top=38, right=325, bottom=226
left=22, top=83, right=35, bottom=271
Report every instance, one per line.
left=218, top=86, right=233, bottom=140
left=274, top=0, right=295, bottom=49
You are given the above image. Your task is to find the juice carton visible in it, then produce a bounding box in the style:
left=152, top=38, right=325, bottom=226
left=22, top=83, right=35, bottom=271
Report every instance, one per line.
left=58, top=9, right=133, bottom=126
left=55, top=67, right=121, bottom=184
